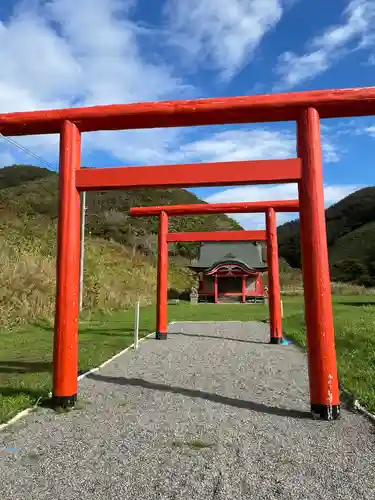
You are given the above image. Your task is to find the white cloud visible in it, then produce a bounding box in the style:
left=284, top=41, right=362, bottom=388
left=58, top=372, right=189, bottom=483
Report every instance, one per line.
left=170, top=127, right=340, bottom=165
left=0, top=5, right=80, bottom=113
left=205, top=183, right=360, bottom=229
left=0, top=0, right=347, bottom=172
left=363, top=125, right=375, bottom=136
left=275, top=0, right=375, bottom=88
left=88, top=123, right=341, bottom=168
left=322, top=141, right=340, bottom=163
left=0, top=151, right=17, bottom=167
left=349, top=122, right=375, bottom=138
left=0, top=0, right=186, bottom=111
left=83, top=127, right=185, bottom=166
left=171, top=129, right=296, bottom=163
left=0, top=0, right=190, bottom=166
left=164, top=0, right=285, bottom=80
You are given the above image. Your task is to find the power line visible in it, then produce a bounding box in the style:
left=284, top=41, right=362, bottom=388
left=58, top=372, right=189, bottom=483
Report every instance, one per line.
left=0, top=133, right=55, bottom=169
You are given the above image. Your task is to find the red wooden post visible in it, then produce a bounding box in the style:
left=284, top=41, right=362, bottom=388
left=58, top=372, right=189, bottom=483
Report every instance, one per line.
left=156, top=211, right=168, bottom=339
left=214, top=275, right=218, bottom=303
left=53, top=121, right=81, bottom=406
left=297, top=107, right=340, bottom=420
left=265, top=208, right=283, bottom=344
left=257, top=274, right=264, bottom=295
left=242, top=276, right=246, bottom=303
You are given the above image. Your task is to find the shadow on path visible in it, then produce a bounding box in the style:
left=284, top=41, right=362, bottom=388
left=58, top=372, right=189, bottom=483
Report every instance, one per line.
left=87, top=373, right=312, bottom=420
left=169, top=332, right=267, bottom=345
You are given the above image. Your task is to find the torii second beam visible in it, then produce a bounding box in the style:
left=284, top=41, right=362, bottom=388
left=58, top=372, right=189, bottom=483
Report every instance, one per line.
left=130, top=199, right=300, bottom=217
left=167, top=230, right=267, bottom=243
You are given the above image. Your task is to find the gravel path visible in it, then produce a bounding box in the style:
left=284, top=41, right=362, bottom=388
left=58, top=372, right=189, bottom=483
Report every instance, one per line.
left=1, top=321, right=375, bottom=499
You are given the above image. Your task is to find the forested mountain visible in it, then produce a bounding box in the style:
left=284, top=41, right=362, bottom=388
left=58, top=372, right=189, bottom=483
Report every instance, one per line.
left=278, top=187, right=375, bottom=285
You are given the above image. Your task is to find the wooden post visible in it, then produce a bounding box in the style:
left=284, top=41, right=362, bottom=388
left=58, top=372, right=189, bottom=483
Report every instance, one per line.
left=156, top=211, right=168, bottom=339
left=297, top=107, right=340, bottom=420
left=265, top=207, right=283, bottom=344
left=52, top=120, right=81, bottom=406
left=256, top=274, right=263, bottom=295
left=242, top=276, right=246, bottom=303
left=214, top=275, right=218, bottom=303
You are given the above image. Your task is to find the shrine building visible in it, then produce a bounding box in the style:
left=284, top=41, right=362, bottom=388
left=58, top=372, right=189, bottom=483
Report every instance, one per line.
left=189, top=241, right=267, bottom=303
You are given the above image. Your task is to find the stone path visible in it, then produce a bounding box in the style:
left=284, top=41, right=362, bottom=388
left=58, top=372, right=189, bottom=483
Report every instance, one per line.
left=1, top=321, right=374, bottom=499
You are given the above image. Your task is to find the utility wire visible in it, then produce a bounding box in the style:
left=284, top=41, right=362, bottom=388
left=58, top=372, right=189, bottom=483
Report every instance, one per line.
left=0, top=133, right=55, bottom=169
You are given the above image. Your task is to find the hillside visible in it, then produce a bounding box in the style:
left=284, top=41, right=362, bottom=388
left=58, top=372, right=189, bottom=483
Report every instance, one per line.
left=0, top=164, right=55, bottom=188
left=0, top=165, right=240, bottom=328
left=278, top=186, right=375, bottom=285
left=0, top=165, right=240, bottom=259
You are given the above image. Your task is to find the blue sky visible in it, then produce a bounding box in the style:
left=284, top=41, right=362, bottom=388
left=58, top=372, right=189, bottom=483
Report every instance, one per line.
left=1, top=0, right=375, bottom=228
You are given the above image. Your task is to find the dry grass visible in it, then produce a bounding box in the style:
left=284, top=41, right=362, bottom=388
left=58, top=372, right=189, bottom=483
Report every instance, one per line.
left=330, top=282, right=375, bottom=295
left=281, top=282, right=375, bottom=296
left=0, top=216, right=194, bottom=329
left=2, top=215, right=374, bottom=329
left=273, top=259, right=375, bottom=297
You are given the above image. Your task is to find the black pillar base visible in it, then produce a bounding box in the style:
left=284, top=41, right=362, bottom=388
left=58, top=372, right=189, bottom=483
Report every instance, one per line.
left=156, top=332, right=168, bottom=340
left=51, top=394, right=77, bottom=408
left=270, top=337, right=284, bottom=345
left=311, top=404, right=341, bottom=420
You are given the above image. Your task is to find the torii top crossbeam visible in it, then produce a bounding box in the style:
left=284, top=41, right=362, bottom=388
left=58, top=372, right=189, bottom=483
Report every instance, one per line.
left=1, top=86, right=375, bottom=136
left=129, top=199, right=299, bottom=217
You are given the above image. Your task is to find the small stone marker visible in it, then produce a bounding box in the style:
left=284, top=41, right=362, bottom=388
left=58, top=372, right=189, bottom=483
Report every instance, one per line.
left=190, top=286, right=199, bottom=305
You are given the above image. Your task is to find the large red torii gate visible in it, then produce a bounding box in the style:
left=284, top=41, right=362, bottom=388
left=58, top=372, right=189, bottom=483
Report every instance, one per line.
left=130, top=200, right=300, bottom=345
left=1, top=86, right=368, bottom=419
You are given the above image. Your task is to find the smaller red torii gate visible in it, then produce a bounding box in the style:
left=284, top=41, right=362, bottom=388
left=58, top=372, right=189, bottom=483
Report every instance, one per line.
left=130, top=200, right=299, bottom=344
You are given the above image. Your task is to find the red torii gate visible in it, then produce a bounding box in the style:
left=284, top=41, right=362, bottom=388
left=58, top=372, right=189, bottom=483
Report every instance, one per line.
left=130, top=200, right=300, bottom=345
left=2, top=86, right=369, bottom=419
left=168, top=230, right=266, bottom=304
left=168, top=230, right=266, bottom=306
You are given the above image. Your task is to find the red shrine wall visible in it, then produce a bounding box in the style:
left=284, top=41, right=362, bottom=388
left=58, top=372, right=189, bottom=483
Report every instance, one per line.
left=199, top=274, right=264, bottom=297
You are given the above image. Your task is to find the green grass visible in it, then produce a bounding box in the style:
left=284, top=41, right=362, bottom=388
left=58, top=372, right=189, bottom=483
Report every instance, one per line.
left=283, top=296, right=375, bottom=413
left=0, top=316, right=150, bottom=424
left=1, top=297, right=375, bottom=424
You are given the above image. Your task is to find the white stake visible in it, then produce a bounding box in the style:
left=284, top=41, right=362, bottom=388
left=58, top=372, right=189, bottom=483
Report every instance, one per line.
left=280, top=300, right=284, bottom=318
left=134, top=301, right=140, bottom=350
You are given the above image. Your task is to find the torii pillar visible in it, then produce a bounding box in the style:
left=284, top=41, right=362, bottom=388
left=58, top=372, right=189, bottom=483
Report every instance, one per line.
left=156, top=211, right=168, bottom=339
left=265, top=207, right=283, bottom=344
left=297, top=107, right=340, bottom=419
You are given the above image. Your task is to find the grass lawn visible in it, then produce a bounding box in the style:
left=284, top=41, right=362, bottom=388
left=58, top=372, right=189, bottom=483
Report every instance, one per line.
left=1, top=296, right=375, bottom=424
